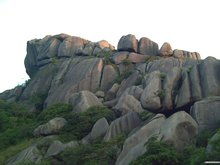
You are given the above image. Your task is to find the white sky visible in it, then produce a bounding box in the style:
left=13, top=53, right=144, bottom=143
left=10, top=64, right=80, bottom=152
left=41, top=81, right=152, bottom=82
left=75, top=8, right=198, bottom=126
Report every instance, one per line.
left=0, top=0, right=220, bottom=93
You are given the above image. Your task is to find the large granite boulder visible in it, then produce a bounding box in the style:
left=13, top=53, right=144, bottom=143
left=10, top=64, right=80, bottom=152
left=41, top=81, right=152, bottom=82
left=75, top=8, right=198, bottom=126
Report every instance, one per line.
left=127, top=53, right=150, bottom=63
left=116, top=114, right=166, bottom=165
left=112, top=51, right=129, bottom=64
left=33, top=117, right=67, bottom=136
left=45, top=57, right=103, bottom=107
left=138, top=37, right=159, bottom=56
left=37, top=36, right=61, bottom=61
left=82, top=117, right=109, bottom=144
left=104, top=112, right=142, bottom=142
left=6, top=146, right=42, bottom=165
left=69, top=91, right=102, bottom=113
left=159, top=42, right=173, bottom=56
left=114, top=94, right=144, bottom=115
left=105, top=83, right=120, bottom=101
left=162, top=67, right=181, bottom=110
left=146, top=57, right=182, bottom=73
left=58, top=36, right=87, bottom=57
left=116, top=71, right=140, bottom=97
left=173, top=49, right=201, bottom=60
left=100, top=65, right=118, bottom=91
left=121, top=86, right=143, bottom=101
left=159, top=111, right=198, bottom=151
left=140, top=71, right=162, bottom=112
left=117, top=34, right=138, bottom=52
left=116, top=111, right=198, bottom=165
left=46, top=140, right=78, bottom=157
left=190, top=97, right=220, bottom=132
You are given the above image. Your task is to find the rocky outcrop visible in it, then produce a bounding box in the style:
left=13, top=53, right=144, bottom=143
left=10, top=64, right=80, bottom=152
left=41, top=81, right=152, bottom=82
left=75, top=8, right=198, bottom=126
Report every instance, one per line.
left=117, top=34, right=138, bottom=52
left=190, top=97, right=220, bottom=132
left=116, top=111, right=198, bottom=165
left=138, top=37, right=159, bottom=56
left=104, top=112, right=142, bottom=141
left=33, top=117, right=67, bottom=136
left=159, top=42, right=173, bottom=56
left=116, top=114, right=166, bottom=165
left=45, top=58, right=104, bottom=107
left=159, top=111, right=198, bottom=151
left=69, top=91, right=102, bottom=112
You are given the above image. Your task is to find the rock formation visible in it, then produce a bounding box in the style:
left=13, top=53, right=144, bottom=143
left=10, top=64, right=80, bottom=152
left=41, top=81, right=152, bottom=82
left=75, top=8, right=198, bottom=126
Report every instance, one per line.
left=0, top=33, right=219, bottom=165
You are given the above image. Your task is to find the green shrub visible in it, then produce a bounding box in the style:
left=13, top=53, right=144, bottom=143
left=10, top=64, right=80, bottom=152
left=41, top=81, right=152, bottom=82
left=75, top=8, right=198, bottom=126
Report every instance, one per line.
left=131, top=137, right=182, bottom=165
left=37, top=103, right=72, bottom=122
left=139, top=111, right=155, bottom=121
left=207, top=130, right=220, bottom=161
left=114, top=71, right=132, bottom=84
left=60, top=106, right=116, bottom=141
left=30, top=93, right=48, bottom=110
left=196, top=130, right=214, bottom=147
left=59, top=134, right=125, bottom=165
left=182, top=145, right=206, bottom=165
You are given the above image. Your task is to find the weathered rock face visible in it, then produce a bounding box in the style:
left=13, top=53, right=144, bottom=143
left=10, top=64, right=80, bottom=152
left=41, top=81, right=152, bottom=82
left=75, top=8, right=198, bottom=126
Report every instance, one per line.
left=117, top=34, right=138, bottom=52
left=104, top=112, right=142, bottom=142
left=116, top=111, right=198, bottom=165
left=116, top=71, right=140, bottom=97
left=116, top=114, right=166, bottom=165
left=58, top=36, right=86, bottom=57
left=173, top=49, right=201, bottom=60
left=190, top=97, right=220, bottom=132
left=82, top=117, right=109, bottom=144
left=46, top=140, right=78, bottom=157
left=114, top=94, right=144, bottom=115
left=100, top=65, right=118, bottom=91
left=69, top=91, right=102, bottom=113
left=159, top=42, right=173, bottom=56
left=45, top=57, right=104, bottom=107
left=7, top=145, right=42, bottom=165
left=33, top=117, right=67, bottom=136
left=159, top=111, right=198, bottom=151
left=121, top=86, right=143, bottom=101
left=138, top=37, right=159, bottom=56
left=141, top=71, right=162, bottom=112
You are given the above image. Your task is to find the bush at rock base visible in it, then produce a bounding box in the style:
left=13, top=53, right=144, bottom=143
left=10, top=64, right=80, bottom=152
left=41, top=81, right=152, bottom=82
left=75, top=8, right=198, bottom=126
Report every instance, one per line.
left=59, top=134, right=125, bottom=165
left=59, top=106, right=116, bottom=142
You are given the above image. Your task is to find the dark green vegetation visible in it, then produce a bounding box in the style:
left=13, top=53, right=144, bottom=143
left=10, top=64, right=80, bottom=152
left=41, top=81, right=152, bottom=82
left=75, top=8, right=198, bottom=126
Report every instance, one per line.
left=59, top=135, right=125, bottom=165
left=131, top=130, right=220, bottom=165
left=1, top=98, right=220, bottom=165
left=0, top=99, right=116, bottom=164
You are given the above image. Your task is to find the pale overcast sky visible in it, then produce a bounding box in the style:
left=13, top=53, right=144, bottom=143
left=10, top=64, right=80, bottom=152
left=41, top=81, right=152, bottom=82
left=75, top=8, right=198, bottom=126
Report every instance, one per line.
left=0, top=0, right=219, bottom=92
